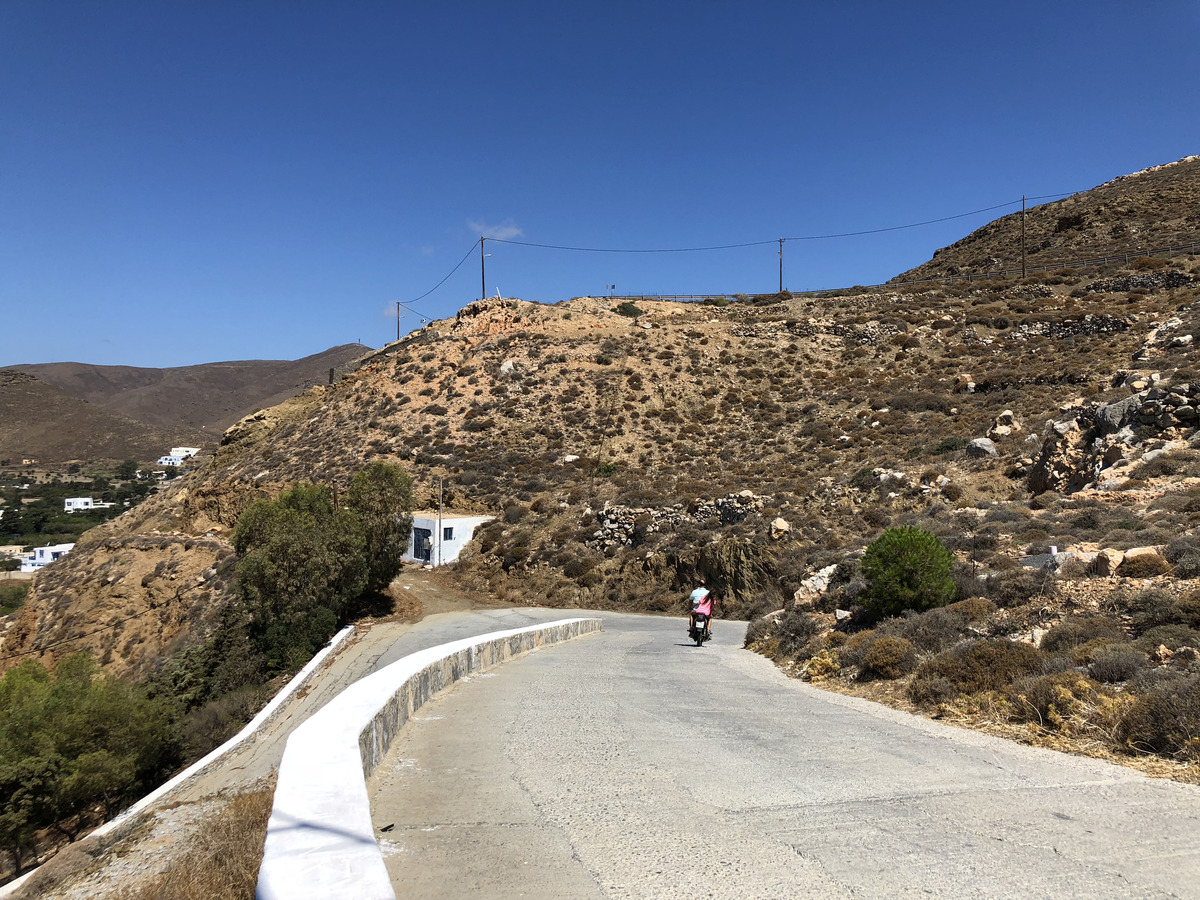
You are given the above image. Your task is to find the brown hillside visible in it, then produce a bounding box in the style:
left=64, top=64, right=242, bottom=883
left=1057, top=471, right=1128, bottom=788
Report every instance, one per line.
left=5, top=157, right=1200, bottom=708
left=0, top=371, right=207, bottom=465
left=11, top=343, right=371, bottom=435
left=896, top=155, right=1200, bottom=282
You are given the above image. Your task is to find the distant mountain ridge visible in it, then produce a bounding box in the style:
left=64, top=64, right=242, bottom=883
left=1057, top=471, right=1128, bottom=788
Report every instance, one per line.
left=1, top=343, right=371, bottom=463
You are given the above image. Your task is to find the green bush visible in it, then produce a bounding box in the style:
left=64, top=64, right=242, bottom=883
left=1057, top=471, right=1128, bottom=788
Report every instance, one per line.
left=613, top=301, right=643, bottom=318
left=0, top=581, right=28, bottom=615
left=860, top=526, right=955, bottom=618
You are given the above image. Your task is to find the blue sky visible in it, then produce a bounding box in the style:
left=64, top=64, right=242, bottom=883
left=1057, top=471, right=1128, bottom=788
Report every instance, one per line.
left=3, top=1, right=1198, bottom=367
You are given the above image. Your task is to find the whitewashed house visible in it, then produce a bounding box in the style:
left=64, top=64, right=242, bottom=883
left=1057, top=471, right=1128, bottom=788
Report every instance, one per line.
left=157, top=455, right=184, bottom=467
left=403, top=511, right=494, bottom=566
left=170, top=447, right=201, bottom=459
left=20, top=542, right=75, bottom=572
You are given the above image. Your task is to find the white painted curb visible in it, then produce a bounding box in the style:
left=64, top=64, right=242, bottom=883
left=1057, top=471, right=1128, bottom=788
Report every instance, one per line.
left=0, top=625, right=356, bottom=899
left=256, top=617, right=603, bottom=900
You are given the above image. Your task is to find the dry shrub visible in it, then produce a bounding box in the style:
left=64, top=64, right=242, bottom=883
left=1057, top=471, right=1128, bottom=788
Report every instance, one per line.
left=949, top=596, right=996, bottom=622
left=775, top=609, right=824, bottom=658
left=1126, top=587, right=1200, bottom=635
left=131, top=789, right=273, bottom=900
left=910, top=638, right=1049, bottom=701
left=860, top=635, right=917, bottom=680
left=986, top=567, right=1055, bottom=608
left=1116, top=553, right=1173, bottom=578
left=743, top=616, right=775, bottom=649
left=882, top=604, right=981, bottom=654
left=1087, top=646, right=1147, bottom=683
left=1040, top=616, right=1125, bottom=653
left=1007, top=671, right=1099, bottom=728
left=1116, top=673, right=1200, bottom=761
left=1133, top=624, right=1200, bottom=653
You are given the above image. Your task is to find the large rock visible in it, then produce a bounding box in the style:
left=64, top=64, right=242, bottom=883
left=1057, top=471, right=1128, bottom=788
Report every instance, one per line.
left=966, top=437, right=998, bottom=458
left=1095, top=393, right=1144, bottom=435
left=794, top=564, right=838, bottom=607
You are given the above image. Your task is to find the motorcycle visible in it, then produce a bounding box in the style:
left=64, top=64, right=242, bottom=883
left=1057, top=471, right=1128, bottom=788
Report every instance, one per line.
left=689, top=613, right=711, bottom=647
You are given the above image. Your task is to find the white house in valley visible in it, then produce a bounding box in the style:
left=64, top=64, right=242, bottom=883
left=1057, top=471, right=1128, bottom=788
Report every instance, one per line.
left=157, top=455, right=184, bottom=467
left=403, top=511, right=494, bottom=567
left=20, top=542, right=75, bottom=572
left=64, top=497, right=115, bottom=513
left=170, top=447, right=201, bottom=459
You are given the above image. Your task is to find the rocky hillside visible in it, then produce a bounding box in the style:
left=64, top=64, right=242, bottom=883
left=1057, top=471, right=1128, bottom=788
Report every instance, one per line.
left=896, top=155, right=1200, bottom=281
left=4, top=158, right=1200, bottom=688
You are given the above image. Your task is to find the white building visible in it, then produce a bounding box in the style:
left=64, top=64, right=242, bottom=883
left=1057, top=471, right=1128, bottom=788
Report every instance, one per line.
left=157, top=455, right=184, bottom=467
left=403, top=511, right=494, bottom=567
left=20, top=542, right=75, bottom=572
left=64, top=497, right=94, bottom=513
left=170, top=447, right=201, bottom=459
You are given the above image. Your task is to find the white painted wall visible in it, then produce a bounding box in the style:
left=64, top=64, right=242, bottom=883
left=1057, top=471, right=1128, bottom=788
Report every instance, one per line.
left=403, top=513, right=493, bottom=566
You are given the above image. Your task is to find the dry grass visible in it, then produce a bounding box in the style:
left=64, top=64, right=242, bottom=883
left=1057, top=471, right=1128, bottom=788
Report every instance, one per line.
left=129, top=790, right=273, bottom=900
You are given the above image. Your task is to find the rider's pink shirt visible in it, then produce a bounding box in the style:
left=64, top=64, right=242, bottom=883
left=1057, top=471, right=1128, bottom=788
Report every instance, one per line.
left=694, top=596, right=713, bottom=616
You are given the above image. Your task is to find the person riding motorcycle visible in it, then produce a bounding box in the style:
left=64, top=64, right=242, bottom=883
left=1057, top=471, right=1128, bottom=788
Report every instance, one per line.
left=688, top=578, right=714, bottom=638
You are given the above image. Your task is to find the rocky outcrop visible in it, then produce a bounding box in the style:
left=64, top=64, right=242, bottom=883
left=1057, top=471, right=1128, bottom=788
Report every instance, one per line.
left=1028, top=378, right=1200, bottom=495
left=586, top=491, right=765, bottom=549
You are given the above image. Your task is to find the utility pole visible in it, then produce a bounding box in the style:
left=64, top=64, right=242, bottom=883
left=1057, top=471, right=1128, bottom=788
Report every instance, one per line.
left=1020, top=195, right=1027, bottom=280
left=778, top=238, right=784, bottom=293
left=437, top=476, right=444, bottom=568
left=480, top=238, right=486, bottom=300
left=396, top=301, right=401, bottom=343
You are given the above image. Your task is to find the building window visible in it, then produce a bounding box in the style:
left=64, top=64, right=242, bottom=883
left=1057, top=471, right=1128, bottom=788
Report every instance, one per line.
left=443, top=527, right=454, bottom=541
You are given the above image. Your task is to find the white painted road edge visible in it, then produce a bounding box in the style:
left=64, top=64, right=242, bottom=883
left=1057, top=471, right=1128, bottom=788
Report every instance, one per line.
left=0, top=625, right=357, bottom=900
left=256, top=617, right=604, bottom=900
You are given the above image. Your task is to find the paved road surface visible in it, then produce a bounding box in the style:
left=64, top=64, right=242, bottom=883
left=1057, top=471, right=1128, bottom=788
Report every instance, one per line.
left=368, top=612, right=1200, bottom=899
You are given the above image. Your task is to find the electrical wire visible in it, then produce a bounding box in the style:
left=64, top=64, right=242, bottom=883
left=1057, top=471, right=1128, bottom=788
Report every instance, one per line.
left=403, top=238, right=481, bottom=307
left=0, top=604, right=167, bottom=662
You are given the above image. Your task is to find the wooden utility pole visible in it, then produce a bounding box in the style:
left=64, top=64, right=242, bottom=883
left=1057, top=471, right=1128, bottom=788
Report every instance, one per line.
left=778, top=238, right=784, bottom=293
left=396, top=301, right=401, bottom=342
left=480, top=238, right=486, bottom=300
left=1020, top=195, right=1027, bottom=279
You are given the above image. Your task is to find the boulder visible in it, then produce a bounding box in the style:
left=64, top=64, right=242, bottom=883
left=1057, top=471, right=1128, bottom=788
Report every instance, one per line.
left=966, top=437, right=998, bottom=458
left=1090, top=548, right=1125, bottom=576
left=770, top=517, right=791, bottom=540
left=793, top=564, right=838, bottom=607
left=1094, top=393, right=1144, bottom=435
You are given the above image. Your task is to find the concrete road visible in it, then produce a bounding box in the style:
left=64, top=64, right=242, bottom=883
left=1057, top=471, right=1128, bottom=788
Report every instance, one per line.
left=368, top=612, right=1200, bottom=899
left=175, top=602, right=591, bottom=801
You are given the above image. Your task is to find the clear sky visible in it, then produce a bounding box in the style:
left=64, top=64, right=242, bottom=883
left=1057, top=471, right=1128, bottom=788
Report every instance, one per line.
left=3, top=1, right=1198, bottom=367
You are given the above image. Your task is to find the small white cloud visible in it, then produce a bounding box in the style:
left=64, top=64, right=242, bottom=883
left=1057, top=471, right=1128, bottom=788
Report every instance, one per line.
left=419, top=244, right=436, bottom=256
left=467, top=217, right=523, bottom=241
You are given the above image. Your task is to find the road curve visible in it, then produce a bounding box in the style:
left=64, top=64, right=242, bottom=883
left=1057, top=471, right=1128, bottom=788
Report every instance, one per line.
left=368, top=612, right=1200, bottom=899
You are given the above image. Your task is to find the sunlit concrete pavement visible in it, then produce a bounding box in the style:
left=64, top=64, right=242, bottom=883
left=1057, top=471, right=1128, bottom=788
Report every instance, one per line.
left=368, top=612, right=1200, bottom=899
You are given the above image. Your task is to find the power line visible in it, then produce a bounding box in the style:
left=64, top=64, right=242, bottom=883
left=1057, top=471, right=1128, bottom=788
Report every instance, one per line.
left=0, top=604, right=169, bottom=663
left=490, top=237, right=778, bottom=253
left=400, top=190, right=1089, bottom=306
left=783, top=200, right=1022, bottom=241
left=403, top=238, right=481, bottom=308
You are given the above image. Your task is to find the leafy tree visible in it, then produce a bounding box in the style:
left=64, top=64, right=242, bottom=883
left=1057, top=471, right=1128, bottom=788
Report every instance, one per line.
left=0, top=655, right=178, bottom=871
left=116, top=459, right=140, bottom=480
left=344, top=461, right=414, bottom=592
left=234, top=484, right=367, bottom=671
left=860, top=526, right=955, bottom=619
